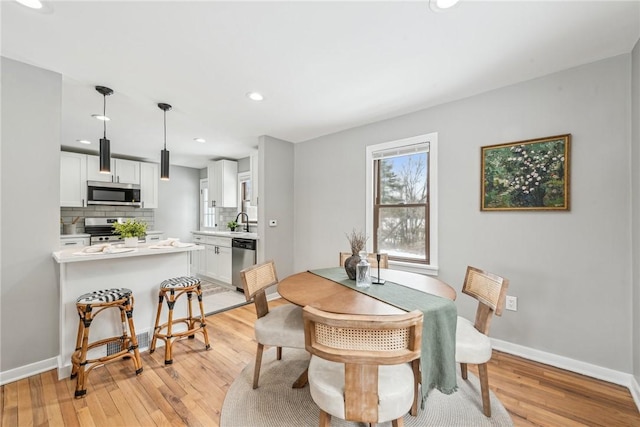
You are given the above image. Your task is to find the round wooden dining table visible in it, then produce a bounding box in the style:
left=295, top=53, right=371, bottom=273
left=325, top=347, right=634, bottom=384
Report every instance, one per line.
left=276, top=267, right=457, bottom=391
left=277, top=268, right=457, bottom=315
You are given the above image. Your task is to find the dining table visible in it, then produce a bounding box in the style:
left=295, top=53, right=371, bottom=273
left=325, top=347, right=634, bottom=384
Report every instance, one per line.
left=277, top=266, right=459, bottom=413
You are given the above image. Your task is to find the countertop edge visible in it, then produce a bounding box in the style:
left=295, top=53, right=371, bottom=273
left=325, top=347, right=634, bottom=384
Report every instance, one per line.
left=53, top=244, right=203, bottom=264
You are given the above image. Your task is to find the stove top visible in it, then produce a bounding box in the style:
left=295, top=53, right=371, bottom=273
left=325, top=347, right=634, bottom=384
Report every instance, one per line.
left=85, top=217, right=140, bottom=244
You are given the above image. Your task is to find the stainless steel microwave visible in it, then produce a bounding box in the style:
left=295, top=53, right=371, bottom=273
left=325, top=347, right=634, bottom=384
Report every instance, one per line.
left=87, top=181, right=142, bottom=207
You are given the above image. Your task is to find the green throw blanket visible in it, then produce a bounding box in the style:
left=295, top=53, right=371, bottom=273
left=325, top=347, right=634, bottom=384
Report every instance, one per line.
left=309, top=268, right=458, bottom=408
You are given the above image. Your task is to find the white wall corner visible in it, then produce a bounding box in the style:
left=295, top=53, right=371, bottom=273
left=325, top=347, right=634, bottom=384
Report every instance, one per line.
left=492, top=338, right=640, bottom=412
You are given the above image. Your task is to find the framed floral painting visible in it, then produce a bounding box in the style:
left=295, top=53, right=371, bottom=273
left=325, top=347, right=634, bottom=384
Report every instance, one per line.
left=481, top=134, right=571, bottom=211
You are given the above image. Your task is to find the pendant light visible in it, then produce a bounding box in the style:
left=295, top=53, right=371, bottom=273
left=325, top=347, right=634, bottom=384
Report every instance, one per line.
left=95, top=86, right=113, bottom=173
left=158, top=103, right=172, bottom=180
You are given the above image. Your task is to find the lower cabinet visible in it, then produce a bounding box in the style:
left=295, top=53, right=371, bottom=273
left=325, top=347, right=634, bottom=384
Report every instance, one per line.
left=60, top=237, right=90, bottom=248
left=191, top=234, right=231, bottom=284
left=144, top=233, right=164, bottom=243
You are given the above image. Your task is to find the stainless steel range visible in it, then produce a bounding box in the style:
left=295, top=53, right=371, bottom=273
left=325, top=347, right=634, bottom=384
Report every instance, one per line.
left=85, top=217, right=142, bottom=245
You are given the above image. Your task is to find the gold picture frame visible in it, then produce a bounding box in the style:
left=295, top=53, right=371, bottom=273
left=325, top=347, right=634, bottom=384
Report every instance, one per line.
left=481, top=134, right=571, bottom=211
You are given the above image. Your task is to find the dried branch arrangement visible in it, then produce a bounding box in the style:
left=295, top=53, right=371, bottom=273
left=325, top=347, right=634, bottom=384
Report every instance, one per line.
left=345, top=229, right=368, bottom=254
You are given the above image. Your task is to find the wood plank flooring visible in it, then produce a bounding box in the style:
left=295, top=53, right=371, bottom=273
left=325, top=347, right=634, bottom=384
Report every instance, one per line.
left=2, top=299, right=639, bottom=426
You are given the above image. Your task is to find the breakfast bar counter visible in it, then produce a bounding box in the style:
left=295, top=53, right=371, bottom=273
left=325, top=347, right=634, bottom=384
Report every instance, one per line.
left=52, top=243, right=203, bottom=379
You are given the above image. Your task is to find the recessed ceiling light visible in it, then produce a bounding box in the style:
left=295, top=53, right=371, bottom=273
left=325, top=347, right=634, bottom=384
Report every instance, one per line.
left=429, top=0, right=460, bottom=12
left=16, top=0, right=43, bottom=9
left=76, top=139, right=91, bottom=145
left=91, top=114, right=110, bottom=121
left=194, top=138, right=206, bottom=143
left=246, top=92, right=264, bottom=102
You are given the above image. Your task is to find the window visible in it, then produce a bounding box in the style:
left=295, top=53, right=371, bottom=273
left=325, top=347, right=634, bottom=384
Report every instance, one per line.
left=366, top=133, right=438, bottom=273
left=200, top=179, right=216, bottom=230
left=238, top=172, right=257, bottom=223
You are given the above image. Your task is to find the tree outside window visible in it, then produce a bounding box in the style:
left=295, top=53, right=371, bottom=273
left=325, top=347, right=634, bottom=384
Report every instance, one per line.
left=374, top=151, right=429, bottom=264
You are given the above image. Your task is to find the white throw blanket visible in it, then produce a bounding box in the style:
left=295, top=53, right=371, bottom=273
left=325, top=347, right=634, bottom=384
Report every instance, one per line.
left=149, top=238, right=194, bottom=249
left=74, top=244, right=136, bottom=255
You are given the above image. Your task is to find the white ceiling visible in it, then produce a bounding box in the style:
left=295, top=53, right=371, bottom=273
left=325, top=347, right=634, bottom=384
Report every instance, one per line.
left=2, top=1, right=639, bottom=169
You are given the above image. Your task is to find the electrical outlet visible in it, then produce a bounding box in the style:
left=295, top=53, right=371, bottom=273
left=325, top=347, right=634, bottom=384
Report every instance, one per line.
left=505, top=295, right=517, bottom=311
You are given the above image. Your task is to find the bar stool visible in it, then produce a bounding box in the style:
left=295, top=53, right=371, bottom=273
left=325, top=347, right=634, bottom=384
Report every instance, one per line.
left=71, top=288, right=143, bottom=398
left=150, top=276, right=211, bottom=364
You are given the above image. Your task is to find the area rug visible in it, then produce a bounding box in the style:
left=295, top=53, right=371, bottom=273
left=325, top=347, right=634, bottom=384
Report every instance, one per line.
left=221, top=348, right=513, bottom=427
left=200, top=281, right=248, bottom=315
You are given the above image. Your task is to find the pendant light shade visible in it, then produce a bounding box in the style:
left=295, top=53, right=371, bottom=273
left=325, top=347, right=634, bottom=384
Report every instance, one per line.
left=95, top=86, right=113, bottom=173
left=158, top=103, right=172, bottom=181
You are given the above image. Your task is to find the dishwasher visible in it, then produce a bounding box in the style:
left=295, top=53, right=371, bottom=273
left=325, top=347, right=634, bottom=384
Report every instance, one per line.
left=232, top=238, right=257, bottom=292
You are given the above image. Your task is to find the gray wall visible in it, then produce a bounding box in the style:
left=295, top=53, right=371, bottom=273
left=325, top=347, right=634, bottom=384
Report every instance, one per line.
left=258, top=135, right=295, bottom=280
left=155, top=165, right=200, bottom=242
left=294, top=54, right=634, bottom=374
left=632, top=39, right=640, bottom=385
left=1, top=58, right=62, bottom=371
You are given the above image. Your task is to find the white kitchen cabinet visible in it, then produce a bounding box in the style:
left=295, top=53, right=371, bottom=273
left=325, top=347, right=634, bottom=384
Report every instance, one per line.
left=204, top=236, right=232, bottom=284
left=193, top=234, right=231, bottom=284
left=60, top=152, right=87, bottom=207
left=250, top=150, right=259, bottom=206
left=140, top=162, right=159, bottom=208
left=59, top=236, right=89, bottom=248
left=144, top=231, right=164, bottom=243
left=207, top=160, right=237, bottom=208
left=191, top=234, right=206, bottom=275
left=87, top=156, right=140, bottom=184
left=86, top=155, right=113, bottom=182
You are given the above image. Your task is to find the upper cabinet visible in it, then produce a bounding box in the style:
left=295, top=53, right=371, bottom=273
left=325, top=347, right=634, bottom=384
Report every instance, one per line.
left=207, top=160, right=237, bottom=208
left=250, top=150, right=259, bottom=207
left=140, top=162, right=159, bottom=209
left=87, top=156, right=140, bottom=185
left=60, top=152, right=87, bottom=207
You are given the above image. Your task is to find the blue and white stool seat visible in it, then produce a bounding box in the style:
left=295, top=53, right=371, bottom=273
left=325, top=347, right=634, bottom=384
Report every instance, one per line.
left=160, top=276, right=200, bottom=289
left=76, top=288, right=132, bottom=304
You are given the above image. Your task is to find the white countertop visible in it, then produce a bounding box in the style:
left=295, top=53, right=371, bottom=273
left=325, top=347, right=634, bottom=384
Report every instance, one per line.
left=60, top=233, right=91, bottom=239
left=53, top=241, right=202, bottom=263
left=191, top=230, right=258, bottom=239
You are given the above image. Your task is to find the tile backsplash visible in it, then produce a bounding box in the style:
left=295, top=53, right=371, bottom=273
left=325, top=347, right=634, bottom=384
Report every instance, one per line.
left=60, top=206, right=155, bottom=234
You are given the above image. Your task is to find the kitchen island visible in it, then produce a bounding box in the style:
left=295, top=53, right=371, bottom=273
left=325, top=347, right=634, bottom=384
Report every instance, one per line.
left=53, top=243, right=203, bottom=379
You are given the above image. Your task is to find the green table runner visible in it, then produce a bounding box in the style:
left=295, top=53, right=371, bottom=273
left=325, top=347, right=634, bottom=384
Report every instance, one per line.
left=309, top=267, right=458, bottom=408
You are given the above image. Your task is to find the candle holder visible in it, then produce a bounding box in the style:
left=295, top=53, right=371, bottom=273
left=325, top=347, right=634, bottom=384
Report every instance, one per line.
left=371, top=253, right=386, bottom=285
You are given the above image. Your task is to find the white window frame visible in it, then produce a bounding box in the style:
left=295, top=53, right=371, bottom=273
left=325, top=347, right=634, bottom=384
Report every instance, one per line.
left=365, top=132, right=439, bottom=275
left=200, top=178, right=216, bottom=231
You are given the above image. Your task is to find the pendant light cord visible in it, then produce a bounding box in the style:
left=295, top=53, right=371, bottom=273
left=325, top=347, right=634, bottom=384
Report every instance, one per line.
left=163, top=110, right=167, bottom=150
left=103, top=94, right=107, bottom=138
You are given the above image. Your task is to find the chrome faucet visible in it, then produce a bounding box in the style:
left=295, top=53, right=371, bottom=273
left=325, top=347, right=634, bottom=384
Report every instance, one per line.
left=235, top=212, right=250, bottom=232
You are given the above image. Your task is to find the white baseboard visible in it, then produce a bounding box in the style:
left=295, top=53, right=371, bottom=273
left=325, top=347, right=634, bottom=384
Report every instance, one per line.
left=630, top=375, right=640, bottom=413
left=492, top=338, right=640, bottom=412
left=0, top=356, right=58, bottom=386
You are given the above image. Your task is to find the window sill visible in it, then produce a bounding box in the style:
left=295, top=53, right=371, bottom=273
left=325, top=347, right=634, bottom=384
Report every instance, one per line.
left=389, top=260, right=439, bottom=276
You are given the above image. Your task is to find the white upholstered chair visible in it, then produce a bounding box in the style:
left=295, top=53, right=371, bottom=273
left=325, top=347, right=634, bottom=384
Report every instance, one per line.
left=455, top=266, right=509, bottom=417
left=241, top=260, right=305, bottom=389
left=303, top=305, right=423, bottom=427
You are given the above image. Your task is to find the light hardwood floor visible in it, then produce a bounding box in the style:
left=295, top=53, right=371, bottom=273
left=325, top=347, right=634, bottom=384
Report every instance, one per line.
left=2, top=299, right=639, bottom=426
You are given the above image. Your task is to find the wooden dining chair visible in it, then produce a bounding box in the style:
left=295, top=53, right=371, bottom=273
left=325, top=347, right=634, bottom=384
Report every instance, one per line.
left=455, top=266, right=509, bottom=417
left=303, top=305, right=423, bottom=427
left=241, top=260, right=306, bottom=389
left=339, top=252, right=389, bottom=268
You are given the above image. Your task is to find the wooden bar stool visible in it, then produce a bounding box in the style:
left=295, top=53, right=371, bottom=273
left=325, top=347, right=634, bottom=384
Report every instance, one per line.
left=150, top=276, right=211, bottom=364
left=71, top=288, right=143, bottom=399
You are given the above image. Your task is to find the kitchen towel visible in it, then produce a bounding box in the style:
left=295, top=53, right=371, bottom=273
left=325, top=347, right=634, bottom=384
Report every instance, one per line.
left=149, top=238, right=195, bottom=249
left=74, top=244, right=136, bottom=255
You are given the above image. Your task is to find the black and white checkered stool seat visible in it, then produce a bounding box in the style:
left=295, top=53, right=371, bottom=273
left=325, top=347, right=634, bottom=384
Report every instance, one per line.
left=76, top=288, right=132, bottom=304
left=160, top=276, right=200, bottom=289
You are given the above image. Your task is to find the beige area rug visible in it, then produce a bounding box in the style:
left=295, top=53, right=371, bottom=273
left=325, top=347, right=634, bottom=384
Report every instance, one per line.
left=200, top=281, right=248, bottom=315
left=221, top=348, right=513, bottom=427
